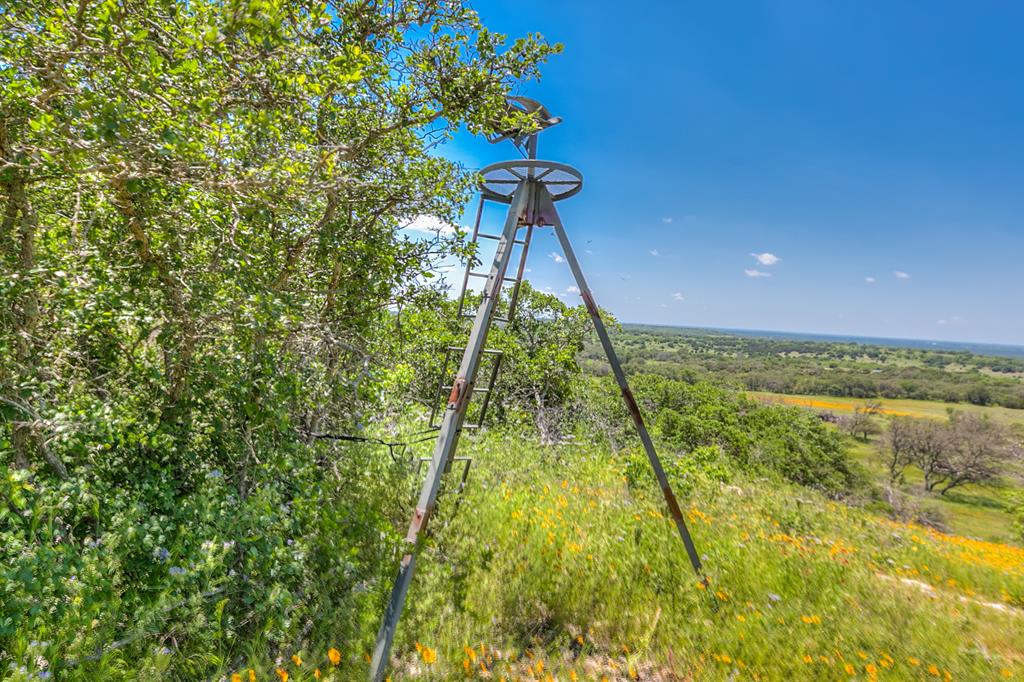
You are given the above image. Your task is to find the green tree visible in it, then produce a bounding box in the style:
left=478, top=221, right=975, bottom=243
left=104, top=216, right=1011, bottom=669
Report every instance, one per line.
left=491, top=281, right=593, bottom=443
left=0, top=1, right=558, bottom=674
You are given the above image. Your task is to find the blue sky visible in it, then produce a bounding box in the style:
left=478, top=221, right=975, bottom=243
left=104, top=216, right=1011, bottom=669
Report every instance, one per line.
left=421, top=1, right=1024, bottom=345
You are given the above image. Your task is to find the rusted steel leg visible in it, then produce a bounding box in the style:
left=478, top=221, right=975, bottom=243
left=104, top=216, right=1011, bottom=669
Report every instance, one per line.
left=548, top=197, right=708, bottom=583
left=368, top=184, right=531, bottom=682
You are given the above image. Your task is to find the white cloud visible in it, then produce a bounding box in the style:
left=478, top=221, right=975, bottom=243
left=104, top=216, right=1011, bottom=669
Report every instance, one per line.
left=658, top=303, right=668, bottom=308
left=567, top=285, right=580, bottom=294
left=402, top=214, right=458, bottom=236
left=750, top=252, right=780, bottom=266
left=584, top=249, right=593, bottom=254
left=938, top=316, right=964, bottom=326
left=745, top=269, right=772, bottom=278
left=649, top=249, right=660, bottom=257
left=662, top=217, right=673, bottom=224
left=672, top=292, right=685, bottom=301
left=865, top=276, right=876, bottom=283
left=894, top=271, right=911, bottom=279
left=549, top=252, right=564, bottom=264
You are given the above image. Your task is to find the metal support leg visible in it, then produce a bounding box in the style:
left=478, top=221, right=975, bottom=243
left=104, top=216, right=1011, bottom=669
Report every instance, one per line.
left=548, top=191, right=708, bottom=583
left=368, top=184, right=532, bottom=682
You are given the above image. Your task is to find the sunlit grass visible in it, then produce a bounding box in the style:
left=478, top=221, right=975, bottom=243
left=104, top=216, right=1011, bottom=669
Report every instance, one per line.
left=384, top=436, right=1024, bottom=680
left=162, top=434, right=1024, bottom=681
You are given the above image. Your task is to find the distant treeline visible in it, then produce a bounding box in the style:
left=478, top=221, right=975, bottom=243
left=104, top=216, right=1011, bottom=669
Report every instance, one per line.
left=585, top=328, right=1024, bottom=409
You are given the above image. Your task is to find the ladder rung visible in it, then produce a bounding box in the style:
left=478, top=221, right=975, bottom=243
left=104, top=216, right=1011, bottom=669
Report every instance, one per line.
left=476, top=232, right=528, bottom=245
left=467, top=271, right=520, bottom=284
left=441, top=385, right=490, bottom=395
left=445, top=346, right=502, bottom=355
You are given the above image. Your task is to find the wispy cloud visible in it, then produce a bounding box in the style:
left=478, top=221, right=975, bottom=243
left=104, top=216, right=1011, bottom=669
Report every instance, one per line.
left=549, top=252, right=564, bottom=264
left=567, top=285, right=580, bottom=294
left=649, top=249, right=660, bottom=257
left=750, top=252, right=780, bottom=266
left=894, top=271, right=911, bottom=279
left=661, top=217, right=673, bottom=224
left=865, top=276, right=876, bottom=283
left=672, top=292, right=685, bottom=301
left=937, top=316, right=964, bottom=326
left=402, top=214, right=458, bottom=236
left=745, top=269, right=772, bottom=278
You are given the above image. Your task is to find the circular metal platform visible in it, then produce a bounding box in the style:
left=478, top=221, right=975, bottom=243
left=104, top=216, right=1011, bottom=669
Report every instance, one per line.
left=479, top=160, right=583, bottom=203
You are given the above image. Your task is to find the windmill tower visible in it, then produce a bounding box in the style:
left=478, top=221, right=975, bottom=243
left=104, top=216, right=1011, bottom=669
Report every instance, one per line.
left=369, top=97, right=707, bottom=682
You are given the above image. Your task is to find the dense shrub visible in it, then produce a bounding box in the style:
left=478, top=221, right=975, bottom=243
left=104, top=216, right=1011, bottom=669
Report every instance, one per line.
left=581, top=375, right=859, bottom=497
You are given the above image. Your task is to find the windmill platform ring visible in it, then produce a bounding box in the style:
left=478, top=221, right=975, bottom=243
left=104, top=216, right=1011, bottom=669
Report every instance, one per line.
left=479, top=160, right=583, bottom=203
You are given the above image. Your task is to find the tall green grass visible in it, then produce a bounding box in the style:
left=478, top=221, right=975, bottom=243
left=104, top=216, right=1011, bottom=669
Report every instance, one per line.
left=385, top=435, right=1024, bottom=681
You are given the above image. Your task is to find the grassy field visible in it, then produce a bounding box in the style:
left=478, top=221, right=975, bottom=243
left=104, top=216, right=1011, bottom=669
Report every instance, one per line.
left=747, top=391, right=1024, bottom=427
left=379, top=438, right=1023, bottom=681
left=748, top=391, right=1023, bottom=544
left=847, top=437, right=1018, bottom=543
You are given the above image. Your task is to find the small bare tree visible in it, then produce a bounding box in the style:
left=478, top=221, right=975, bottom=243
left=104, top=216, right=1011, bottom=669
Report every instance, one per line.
left=841, top=402, right=882, bottom=441
left=933, top=412, right=1010, bottom=495
left=882, top=416, right=918, bottom=484
left=881, top=412, right=1011, bottom=495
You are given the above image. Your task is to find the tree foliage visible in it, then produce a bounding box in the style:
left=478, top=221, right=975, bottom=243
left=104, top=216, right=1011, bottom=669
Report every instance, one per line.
left=1, top=0, right=558, bottom=674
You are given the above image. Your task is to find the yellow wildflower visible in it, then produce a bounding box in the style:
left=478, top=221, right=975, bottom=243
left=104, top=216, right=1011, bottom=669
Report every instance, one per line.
left=313, top=670, right=321, bottom=680
left=291, top=655, right=302, bottom=667
left=929, top=665, right=940, bottom=676
left=909, top=658, right=920, bottom=666
left=328, top=648, right=341, bottom=666
left=275, top=670, right=288, bottom=682
left=248, top=670, right=256, bottom=682
left=420, top=645, right=437, bottom=665
left=232, top=674, right=242, bottom=682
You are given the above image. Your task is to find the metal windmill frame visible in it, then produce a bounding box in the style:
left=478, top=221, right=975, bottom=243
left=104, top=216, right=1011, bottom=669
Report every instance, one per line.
left=369, top=97, right=707, bottom=682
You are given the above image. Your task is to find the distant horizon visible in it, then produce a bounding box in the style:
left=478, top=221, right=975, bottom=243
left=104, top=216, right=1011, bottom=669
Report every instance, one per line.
left=620, top=320, right=1024, bottom=357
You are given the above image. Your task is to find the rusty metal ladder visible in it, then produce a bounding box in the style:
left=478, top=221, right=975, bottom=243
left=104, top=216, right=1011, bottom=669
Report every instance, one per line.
left=427, top=200, right=535, bottom=432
